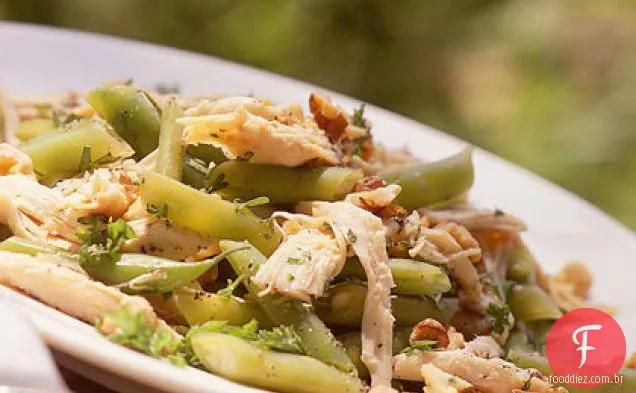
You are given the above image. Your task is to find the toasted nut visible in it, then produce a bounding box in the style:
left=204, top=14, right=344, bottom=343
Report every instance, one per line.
left=624, top=352, right=636, bottom=368
left=377, top=204, right=408, bottom=221
left=434, top=222, right=482, bottom=263
left=410, top=318, right=450, bottom=348
left=352, top=176, right=387, bottom=192
left=555, top=261, right=592, bottom=297
left=309, top=93, right=348, bottom=142
left=446, top=326, right=466, bottom=350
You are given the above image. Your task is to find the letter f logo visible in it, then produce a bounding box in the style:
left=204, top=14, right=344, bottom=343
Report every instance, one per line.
left=572, top=324, right=602, bottom=368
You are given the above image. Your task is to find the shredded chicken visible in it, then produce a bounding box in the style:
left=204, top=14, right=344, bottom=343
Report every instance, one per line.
left=345, top=184, right=402, bottom=213
left=420, top=206, right=527, bottom=233
left=0, top=143, right=34, bottom=176
left=420, top=364, right=474, bottom=393
left=178, top=97, right=338, bottom=167
left=252, top=226, right=346, bottom=302
left=123, top=217, right=220, bottom=261
left=0, top=174, right=76, bottom=246
left=393, top=339, right=566, bottom=393
left=313, top=200, right=395, bottom=389
left=0, top=251, right=179, bottom=338
left=53, top=167, right=139, bottom=224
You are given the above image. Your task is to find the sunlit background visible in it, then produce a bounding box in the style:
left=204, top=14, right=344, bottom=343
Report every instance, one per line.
left=2, top=0, right=636, bottom=229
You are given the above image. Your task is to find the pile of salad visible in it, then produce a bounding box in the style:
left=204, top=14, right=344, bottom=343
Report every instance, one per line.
left=0, top=82, right=632, bottom=393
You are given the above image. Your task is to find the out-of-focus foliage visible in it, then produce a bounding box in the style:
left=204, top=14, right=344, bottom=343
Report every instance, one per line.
left=2, top=0, right=636, bottom=229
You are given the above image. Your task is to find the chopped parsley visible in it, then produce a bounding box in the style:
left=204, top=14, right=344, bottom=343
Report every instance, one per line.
left=486, top=302, right=512, bottom=334
left=179, top=319, right=306, bottom=366
left=233, top=196, right=270, bottom=214
left=352, top=104, right=366, bottom=128
left=77, top=216, right=136, bottom=268
left=346, top=229, right=358, bottom=243
left=147, top=203, right=169, bottom=218
left=96, top=308, right=185, bottom=366
left=78, top=146, right=93, bottom=172
left=399, top=340, right=438, bottom=355
left=480, top=272, right=512, bottom=302
left=287, top=257, right=304, bottom=265
left=77, top=146, right=119, bottom=172
left=93, top=151, right=120, bottom=166
left=217, top=272, right=247, bottom=298
left=257, top=325, right=307, bottom=354
left=205, top=173, right=229, bottom=193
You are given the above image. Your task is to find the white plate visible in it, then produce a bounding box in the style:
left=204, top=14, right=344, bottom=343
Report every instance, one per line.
left=1, top=21, right=635, bottom=393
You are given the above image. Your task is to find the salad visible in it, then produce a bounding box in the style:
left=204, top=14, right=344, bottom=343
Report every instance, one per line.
left=0, top=82, right=632, bottom=393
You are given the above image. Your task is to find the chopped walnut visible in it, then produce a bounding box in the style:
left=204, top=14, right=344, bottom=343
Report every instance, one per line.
left=547, top=262, right=616, bottom=315
left=410, top=318, right=450, bottom=348
left=353, top=176, right=387, bottom=193
left=624, top=352, right=636, bottom=368
left=409, top=222, right=482, bottom=264
left=554, top=261, right=592, bottom=297
left=377, top=203, right=408, bottom=221
left=446, top=326, right=466, bottom=350
left=309, top=93, right=349, bottom=142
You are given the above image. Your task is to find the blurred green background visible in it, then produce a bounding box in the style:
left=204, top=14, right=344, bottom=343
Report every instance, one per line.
left=2, top=0, right=636, bottom=229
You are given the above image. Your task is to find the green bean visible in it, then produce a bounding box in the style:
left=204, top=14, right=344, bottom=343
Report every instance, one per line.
left=219, top=240, right=356, bottom=374
left=507, top=349, right=636, bottom=393
left=86, top=85, right=161, bottom=159
left=315, top=282, right=459, bottom=327
left=0, top=236, right=57, bottom=256
left=338, top=257, right=451, bottom=296
left=15, top=119, right=55, bottom=142
left=507, top=284, right=562, bottom=321
left=82, top=249, right=239, bottom=294
left=506, top=248, right=536, bottom=283
left=19, top=119, right=134, bottom=184
left=155, top=99, right=184, bottom=179
left=192, top=333, right=363, bottom=393
left=186, top=144, right=228, bottom=165
left=172, top=286, right=271, bottom=327
left=504, top=329, right=533, bottom=353
left=379, top=147, right=474, bottom=210
left=180, top=155, right=208, bottom=189
left=522, top=319, right=554, bottom=353
left=140, top=171, right=282, bottom=256
left=206, top=161, right=363, bottom=204
left=337, top=328, right=412, bottom=379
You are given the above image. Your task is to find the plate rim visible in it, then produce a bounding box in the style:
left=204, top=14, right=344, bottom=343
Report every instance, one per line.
left=1, top=20, right=635, bottom=393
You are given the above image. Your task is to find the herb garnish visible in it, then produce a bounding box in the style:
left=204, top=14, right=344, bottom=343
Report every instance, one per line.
left=486, top=302, right=511, bottom=334
left=147, top=203, right=169, bottom=218
left=96, top=308, right=185, bottom=366
left=76, top=215, right=136, bottom=268
left=352, top=104, right=366, bottom=128
left=399, top=340, right=438, bottom=355
left=233, top=196, right=270, bottom=214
